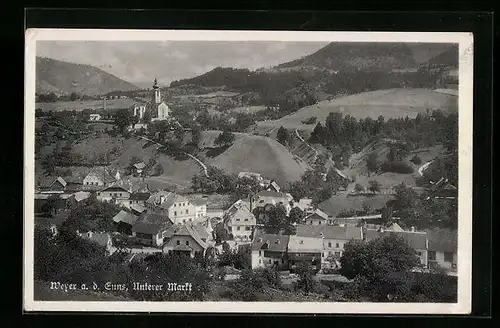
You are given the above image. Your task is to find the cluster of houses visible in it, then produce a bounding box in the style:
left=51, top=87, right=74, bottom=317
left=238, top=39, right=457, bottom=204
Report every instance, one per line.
left=250, top=222, right=457, bottom=275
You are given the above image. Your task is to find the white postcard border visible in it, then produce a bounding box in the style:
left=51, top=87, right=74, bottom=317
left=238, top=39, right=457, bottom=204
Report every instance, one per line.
left=24, top=29, right=474, bottom=314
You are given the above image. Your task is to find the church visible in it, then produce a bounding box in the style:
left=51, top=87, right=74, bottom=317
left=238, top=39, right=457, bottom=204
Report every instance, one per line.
left=133, top=78, right=170, bottom=122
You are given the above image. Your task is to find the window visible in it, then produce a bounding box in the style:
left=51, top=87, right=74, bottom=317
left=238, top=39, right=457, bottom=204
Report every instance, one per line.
left=259, top=251, right=262, bottom=256
left=174, top=204, right=176, bottom=207
left=322, top=253, right=324, bottom=258
left=245, top=227, right=251, bottom=231
left=268, top=259, right=271, bottom=264
left=334, top=251, right=341, bottom=257
left=176, top=240, right=180, bottom=245
left=183, top=220, right=186, bottom=224
left=444, top=252, right=454, bottom=262
left=97, top=192, right=100, bottom=196
left=245, top=218, right=248, bottom=221
left=328, top=251, right=332, bottom=256
left=237, top=227, right=241, bottom=231
left=119, top=193, right=122, bottom=197
left=428, top=251, right=436, bottom=261
left=174, top=211, right=177, bottom=216
left=328, top=242, right=332, bottom=247
left=186, top=240, right=189, bottom=246
left=335, top=243, right=339, bottom=248
left=318, top=221, right=322, bottom=225
left=185, top=210, right=188, bottom=214
left=236, top=218, right=240, bottom=221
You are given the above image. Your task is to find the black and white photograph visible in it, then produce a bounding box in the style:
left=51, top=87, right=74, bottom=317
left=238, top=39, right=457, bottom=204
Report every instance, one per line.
left=24, top=30, right=473, bottom=313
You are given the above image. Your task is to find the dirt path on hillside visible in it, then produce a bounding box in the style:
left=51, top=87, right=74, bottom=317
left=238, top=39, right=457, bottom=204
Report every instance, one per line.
left=294, top=129, right=318, bottom=163
left=132, top=134, right=209, bottom=177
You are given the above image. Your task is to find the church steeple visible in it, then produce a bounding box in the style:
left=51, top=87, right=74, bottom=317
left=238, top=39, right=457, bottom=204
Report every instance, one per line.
left=152, top=78, right=161, bottom=104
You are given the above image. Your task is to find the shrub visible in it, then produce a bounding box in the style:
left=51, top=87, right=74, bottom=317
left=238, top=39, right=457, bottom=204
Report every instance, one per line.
left=381, top=161, right=414, bottom=174
left=258, top=267, right=282, bottom=288
left=301, top=116, right=317, bottom=125
left=410, top=154, right=422, bottom=165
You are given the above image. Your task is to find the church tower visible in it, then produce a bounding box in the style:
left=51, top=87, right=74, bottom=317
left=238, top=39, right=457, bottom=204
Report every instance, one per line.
left=152, top=78, right=161, bottom=104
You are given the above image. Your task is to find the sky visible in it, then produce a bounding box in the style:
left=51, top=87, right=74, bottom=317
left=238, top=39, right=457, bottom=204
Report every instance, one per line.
left=37, top=41, right=329, bottom=87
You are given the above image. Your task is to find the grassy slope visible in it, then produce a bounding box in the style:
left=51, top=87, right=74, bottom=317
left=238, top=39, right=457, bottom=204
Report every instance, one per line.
left=69, top=135, right=200, bottom=189
left=254, top=88, right=458, bottom=133
left=200, top=131, right=310, bottom=186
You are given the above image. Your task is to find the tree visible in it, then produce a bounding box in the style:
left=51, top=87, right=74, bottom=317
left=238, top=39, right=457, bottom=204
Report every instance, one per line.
left=191, top=125, right=202, bottom=147
left=41, top=194, right=60, bottom=216
left=114, top=108, right=132, bottom=132
left=215, top=130, right=235, bottom=147
left=368, top=180, right=381, bottom=194
left=410, top=154, right=422, bottom=165
left=153, top=163, right=164, bottom=176
left=366, top=152, right=380, bottom=174
left=309, top=122, right=325, bottom=144
left=276, top=126, right=290, bottom=146
left=293, top=262, right=316, bottom=294
left=70, top=92, right=78, bottom=101
left=289, top=207, right=305, bottom=224
left=354, top=183, right=365, bottom=194
left=263, top=204, right=288, bottom=234
left=340, top=235, right=420, bottom=301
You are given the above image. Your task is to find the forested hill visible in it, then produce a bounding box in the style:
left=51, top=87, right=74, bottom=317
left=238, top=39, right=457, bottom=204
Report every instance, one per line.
left=425, top=44, right=459, bottom=67
left=36, top=57, right=139, bottom=96
left=276, top=42, right=417, bottom=72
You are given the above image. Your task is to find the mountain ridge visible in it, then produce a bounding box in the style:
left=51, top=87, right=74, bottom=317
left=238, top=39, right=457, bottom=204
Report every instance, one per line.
left=36, top=57, right=139, bottom=96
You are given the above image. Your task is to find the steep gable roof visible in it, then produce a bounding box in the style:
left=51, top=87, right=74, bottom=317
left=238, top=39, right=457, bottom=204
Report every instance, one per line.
left=226, top=204, right=256, bottom=226
left=305, top=209, right=329, bottom=221
left=251, top=233, right=289, bottom=252
left=163, top=223, right=209, bottom=249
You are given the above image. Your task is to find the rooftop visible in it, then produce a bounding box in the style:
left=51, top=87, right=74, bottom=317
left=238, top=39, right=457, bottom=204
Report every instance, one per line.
left=113, top=210, right=139, bottom=225
left=296, top=224, right=363, bottom=240
left=364, top=229, right=428, bottom=250
left=251, top=233, right=289, bottom=252
left=288, top=235, right=323, bottom=253
left=425, top=228, right=457, bottom=253
left=132, top=213, right=171, bottom=235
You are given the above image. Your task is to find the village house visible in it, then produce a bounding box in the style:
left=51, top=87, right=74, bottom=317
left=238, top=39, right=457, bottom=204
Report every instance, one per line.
left=78, top=231, right=115, bottom=256
left=364, top=227, right=429, bottom=268
left=112, top=209, right=140, bottom=235
left=145, top=191, right=207, bottom=224
left=223, top=200, right=256, bottom=243
left=131, top=213, right=172, bottom=247
left=425, top=228, right=457, bottom=274
left=304, top=208, right=330, bottom=226
left=162, top=222, right=213, bottom=258
left=97, top=180, right=150, bottom=208
left=133, top=162, right=146, bottom=176
left=287, top=235, right=323, bottom=271
left=89, top=113, right=101, bottom=121
left=427, top=177, right=458, bottom=200
left=251, top=233, right=290, bottom=270
left=66, top=191, right=91, bottom=209
left=293, top=198, right=314, bottom=216
left=267, top=180, right=281, bottom=193
left=82, top=167, right=116, bottom=189
left=295, top=224, right=364, bottom=267
left=38, top=176, right=68, bottom=193
left=254, top=190, right=294, bottom=216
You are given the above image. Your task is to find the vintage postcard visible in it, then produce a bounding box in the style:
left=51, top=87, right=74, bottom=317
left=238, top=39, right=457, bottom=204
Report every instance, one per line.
left=24, top=29, right=473, bottom=313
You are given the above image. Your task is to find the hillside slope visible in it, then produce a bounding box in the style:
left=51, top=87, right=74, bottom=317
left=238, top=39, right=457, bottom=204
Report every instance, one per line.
left=254, top=88, right=458, bottom=132
left=36, top=57, right=139, bottom=96
left=200, top=131, right=310, bottom=185
left=426, top=44, right=459, bottom=67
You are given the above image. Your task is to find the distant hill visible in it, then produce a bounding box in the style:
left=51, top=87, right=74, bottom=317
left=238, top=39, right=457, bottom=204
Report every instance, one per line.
left=276, top=42, right=417, bottom=72
left=36, top=57, right=139, bottom=96
left=426, top=44, right=459, bottom=67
